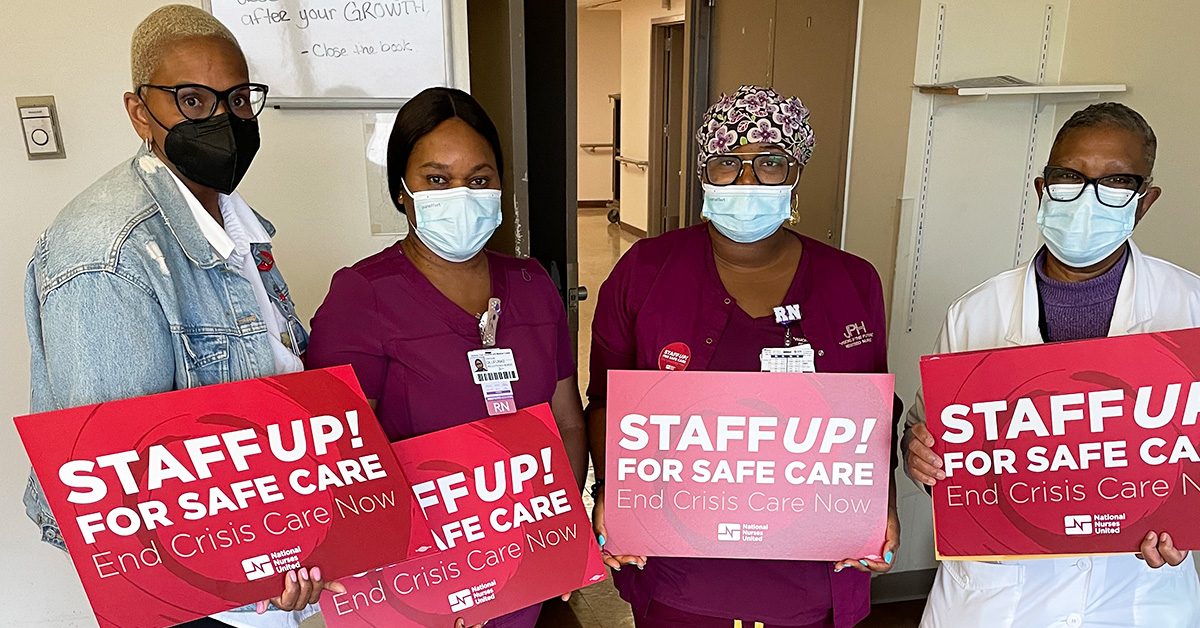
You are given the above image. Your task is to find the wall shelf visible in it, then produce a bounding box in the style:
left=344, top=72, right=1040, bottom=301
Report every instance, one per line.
left=916, top=82, right=1127, bottom=113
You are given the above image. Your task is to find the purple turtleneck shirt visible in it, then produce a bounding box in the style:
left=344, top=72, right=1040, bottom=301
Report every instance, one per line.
left=1034, top=245, right=1129, bottom=343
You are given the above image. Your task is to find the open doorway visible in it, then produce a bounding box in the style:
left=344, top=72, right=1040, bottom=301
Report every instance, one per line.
left=647, top=20, right=686, bottom=237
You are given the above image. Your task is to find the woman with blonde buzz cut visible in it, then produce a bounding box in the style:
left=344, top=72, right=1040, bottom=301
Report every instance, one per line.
left=24, top=5, right=339, bottom=628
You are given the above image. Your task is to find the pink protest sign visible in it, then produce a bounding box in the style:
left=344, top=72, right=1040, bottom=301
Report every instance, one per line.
left=604, top=370, right=894, bottom=560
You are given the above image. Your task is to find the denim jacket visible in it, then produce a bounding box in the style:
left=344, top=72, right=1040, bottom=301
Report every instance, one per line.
left=23, top=147, right=308, bottom=549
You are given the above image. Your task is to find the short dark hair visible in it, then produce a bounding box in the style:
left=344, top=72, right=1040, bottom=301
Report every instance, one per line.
left=387, top=87, right=504, bottom=213
left=1053, top=102, right=1157, bottom=172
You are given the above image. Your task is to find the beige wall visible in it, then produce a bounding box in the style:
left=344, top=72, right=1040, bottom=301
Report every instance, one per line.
left=0, top=1, right=398, bottom=624
left=615, top=0, right=685, bottom=233
left=577, top=8, right=621, bottom=203
left=841, top=0, right=921, bottom=312
left=1056, top=0, right=1200, bottom=274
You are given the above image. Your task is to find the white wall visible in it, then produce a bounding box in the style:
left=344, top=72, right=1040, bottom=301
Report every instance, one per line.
left=577, top=8, right=621, bottom=203
left=614, top=0, right=684, bottom=233
left=1056, top=0, right=1200, bottom=275
left=0, top=2, right=396, bottom=625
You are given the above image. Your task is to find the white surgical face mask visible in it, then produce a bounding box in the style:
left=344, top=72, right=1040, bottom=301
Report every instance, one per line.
left=404, top=180, right=503, bottom=263
left=701, top=183, right=794, bottom=244
left=1037, top=183, right=1141, bottom=268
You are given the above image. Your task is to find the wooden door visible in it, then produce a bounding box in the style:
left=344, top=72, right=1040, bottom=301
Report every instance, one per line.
left=771, top=0, right=859, bottom=245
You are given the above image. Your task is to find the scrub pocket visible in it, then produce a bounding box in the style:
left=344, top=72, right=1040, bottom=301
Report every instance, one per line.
left=923, top=561, right=1022, bottom=628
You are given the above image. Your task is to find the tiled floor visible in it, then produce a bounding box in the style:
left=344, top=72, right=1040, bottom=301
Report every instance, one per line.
left=559, top=208, right=638, bottom=628
left=575, top=208, right=639, bottom=398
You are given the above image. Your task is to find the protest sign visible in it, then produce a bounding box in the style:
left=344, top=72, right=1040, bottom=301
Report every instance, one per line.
left=14, top=366, right=433, bottom=628
left=321, top=404, right=606, bottom=627
left=603, top=370, right=894, bottom=560
left=921, top=327, right=1200, bottom=559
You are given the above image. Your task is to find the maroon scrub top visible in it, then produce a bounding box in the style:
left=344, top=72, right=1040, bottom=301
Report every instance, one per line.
left=306, top=243, right=575, bottom=441
left=588, top=224, right=891, bottom=628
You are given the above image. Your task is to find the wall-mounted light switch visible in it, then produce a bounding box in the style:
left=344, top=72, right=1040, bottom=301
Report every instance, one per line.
left=17, top=96, right=66, bottom=160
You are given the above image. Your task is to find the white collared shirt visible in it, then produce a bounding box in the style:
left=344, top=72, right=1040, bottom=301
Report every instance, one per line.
left=166, top=172, right=316, bottom=628
left=167, top=171, right=305, bottom=377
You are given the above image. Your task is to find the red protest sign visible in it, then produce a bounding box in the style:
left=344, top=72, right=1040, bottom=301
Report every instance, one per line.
left=320, top=404, right=606, bottom=627
left=920, top=328, right=1200, bottom=560
left=604, top=370, right=894, bottom=560
left=14, top=366, right=434, bottom=628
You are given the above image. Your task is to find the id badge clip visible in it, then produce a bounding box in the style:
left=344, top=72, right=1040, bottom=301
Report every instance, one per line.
left=479, top=297, right=501, bottom=348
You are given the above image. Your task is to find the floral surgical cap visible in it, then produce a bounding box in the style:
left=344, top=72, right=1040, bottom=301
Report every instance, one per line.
left=696, top=85, right=816, bottom=174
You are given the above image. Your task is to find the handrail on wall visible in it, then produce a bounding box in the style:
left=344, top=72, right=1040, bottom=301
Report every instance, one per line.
left=615, top=155, right=649, bottom=170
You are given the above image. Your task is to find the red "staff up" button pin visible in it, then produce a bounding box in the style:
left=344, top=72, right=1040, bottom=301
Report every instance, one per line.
left=658, top=342, right=692, bottom=371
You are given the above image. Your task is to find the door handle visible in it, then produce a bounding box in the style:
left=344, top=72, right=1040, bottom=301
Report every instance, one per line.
left=571, top=286, right=589, bottom=303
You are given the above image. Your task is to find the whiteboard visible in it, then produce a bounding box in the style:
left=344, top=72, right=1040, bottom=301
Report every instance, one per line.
left=208, top=0, right=469, bottom=105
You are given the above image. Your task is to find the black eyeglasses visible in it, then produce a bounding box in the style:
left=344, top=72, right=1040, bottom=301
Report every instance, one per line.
left=704, top=152, right=798, bottom=186
left=138, top=83, right=269, bottom=122
left=1043, top=166, right=1148, bottom=208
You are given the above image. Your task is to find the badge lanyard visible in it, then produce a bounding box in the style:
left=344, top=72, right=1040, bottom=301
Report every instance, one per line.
left=468, top=298, right=519, bottom=415
left=762, top=303, right=816, bottom=373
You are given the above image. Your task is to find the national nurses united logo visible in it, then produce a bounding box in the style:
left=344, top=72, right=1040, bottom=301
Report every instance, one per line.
left=717, top=523, right=741, bottom=541
left=1064, top=513, right=1124, bottom=536
left=716, top=522, right=767, bottom=542
left=840, top=321, right=874, bottom=349
left=1064, top=515, right=1093, bottom=536
left=448, top=580, right=497, bottom=612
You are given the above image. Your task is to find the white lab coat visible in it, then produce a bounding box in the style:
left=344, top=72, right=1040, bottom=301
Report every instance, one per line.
left=906, top=242, right=1200, bottom=628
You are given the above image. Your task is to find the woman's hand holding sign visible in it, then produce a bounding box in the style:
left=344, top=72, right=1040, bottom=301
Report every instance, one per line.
left=592, top=486, right=648, bottom=572
left=258, top=566, right=345, bottom=614
left=834, top=505, right=899, bottom=574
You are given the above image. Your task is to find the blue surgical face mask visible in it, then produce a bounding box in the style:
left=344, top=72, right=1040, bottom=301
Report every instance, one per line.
left=404, top=180, right=503, bottom=263
left=701, top=183, right=794, bottom=244
left=1037, top=183, right=1142, bottom=268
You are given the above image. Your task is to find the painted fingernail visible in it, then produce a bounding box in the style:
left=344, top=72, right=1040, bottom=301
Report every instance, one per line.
left=859, top=560, right=869, bottom=567
left=885, top=551, right=894, bottom=564
left=256, top=601, right=267, bottom=614
left=613, top=565, right=621, bottom=571
left=289, top=570, right=298, bottom=583
left=312, top=567, right=322, bottom=581
left=834, top=565, right=843, bottom=573
left=637, top=563, right=645, bottom=571
left=300, top=568, right=310, bottom=581
left=598, top=535, right=606, bottom=547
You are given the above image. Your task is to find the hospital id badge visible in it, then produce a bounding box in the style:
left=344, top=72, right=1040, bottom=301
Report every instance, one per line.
left=468, top=348, right=520, bottom=385
left=760, top=344, right=816, bottom=373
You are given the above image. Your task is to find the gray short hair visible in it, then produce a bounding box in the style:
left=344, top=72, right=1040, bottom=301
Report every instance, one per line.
left=1054, top=102, right=1157, bottom=172
left=131, top=4, right=242, bottom=89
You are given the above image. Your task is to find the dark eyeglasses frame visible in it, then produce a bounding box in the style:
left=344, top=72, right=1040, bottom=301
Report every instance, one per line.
left=138, top=82, right=270, bottom=122
left=1042, top=166, right=1149, bottom=208
left=703, top=152, right=799, bottom=186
